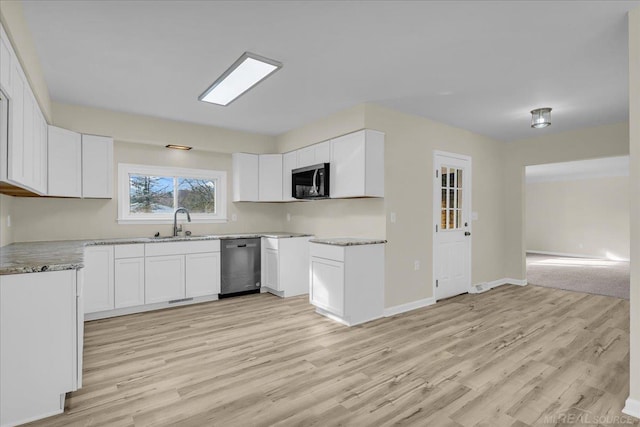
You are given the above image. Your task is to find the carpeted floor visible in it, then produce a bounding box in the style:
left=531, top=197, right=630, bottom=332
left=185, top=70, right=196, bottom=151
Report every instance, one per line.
left=526, top=253, right=630, bottom=300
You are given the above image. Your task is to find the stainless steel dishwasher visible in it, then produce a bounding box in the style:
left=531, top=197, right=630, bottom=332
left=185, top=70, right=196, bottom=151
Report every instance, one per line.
left=220, top=238, right=261, bottom=297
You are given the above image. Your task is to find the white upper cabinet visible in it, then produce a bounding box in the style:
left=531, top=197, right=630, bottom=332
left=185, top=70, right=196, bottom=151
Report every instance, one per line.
left=232, top=129, right=384, bottom=203
left=48, top=125, right=82, bottom=197
left=232, top=152, right=259, bottom=202
left=82, top=134, right=113, bottom=198
left=296, top=140, right=331, bottom=168
left=330, top=129, right=384, bottom=199
left=0, top=30, right=12, bottom=96
left=258, top=154, right=283, bottom=201
left=0, top=23, right=47, bottom=195
left=282, top=151, right=297, bottom=201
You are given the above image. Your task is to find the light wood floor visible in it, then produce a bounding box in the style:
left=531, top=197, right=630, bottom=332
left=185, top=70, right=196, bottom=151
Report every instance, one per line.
left=27, top=285, right=637, bottom=427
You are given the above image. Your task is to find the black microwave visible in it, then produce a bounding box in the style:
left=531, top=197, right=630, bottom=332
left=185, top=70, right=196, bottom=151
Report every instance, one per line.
left=292, top=163, right=330, bottom=199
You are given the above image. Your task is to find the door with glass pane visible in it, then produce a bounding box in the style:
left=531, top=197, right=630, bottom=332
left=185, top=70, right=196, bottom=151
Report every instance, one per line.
left=433, top=151, right=471, bottom=301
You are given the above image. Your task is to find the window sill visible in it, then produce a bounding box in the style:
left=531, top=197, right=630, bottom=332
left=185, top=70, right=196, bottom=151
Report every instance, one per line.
left=117, top=218, right=228, bottom=225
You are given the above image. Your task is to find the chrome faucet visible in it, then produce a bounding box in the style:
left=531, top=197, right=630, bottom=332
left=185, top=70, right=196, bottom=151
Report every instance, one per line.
left=173, top=207, right=191, bottom=236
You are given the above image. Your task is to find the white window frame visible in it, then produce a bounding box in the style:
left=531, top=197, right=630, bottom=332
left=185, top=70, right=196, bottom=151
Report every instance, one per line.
left=117, top=163, right=227, bottom=224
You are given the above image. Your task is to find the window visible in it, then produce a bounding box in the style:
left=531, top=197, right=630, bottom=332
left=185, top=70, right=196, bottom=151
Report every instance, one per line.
left=118, top=164, right=227, bottom=224
left=440, top=166, right=463, bottom=230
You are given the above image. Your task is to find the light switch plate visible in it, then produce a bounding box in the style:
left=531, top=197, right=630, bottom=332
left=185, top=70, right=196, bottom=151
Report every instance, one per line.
left=231, top=214, right=237, bottom=222
left=390, top=212, right=397, bottom=223
left=472, top=211, right=479, bottom=221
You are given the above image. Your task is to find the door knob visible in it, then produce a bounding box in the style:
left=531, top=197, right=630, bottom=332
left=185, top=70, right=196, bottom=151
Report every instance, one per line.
left=465, top=231, right=471, bottom=236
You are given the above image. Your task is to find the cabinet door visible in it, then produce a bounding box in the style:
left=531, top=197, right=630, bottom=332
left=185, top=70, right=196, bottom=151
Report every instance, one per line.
left=258, top=154, right=283, bottom=201
left=282, top=151, right=297, bottom=201
left=145, top=255, right=185, bottom=303
left=232, top=153, right=258, bottom=201
left=48, top=125, right=82, bottom=197
left=310, top=257, right=344, bottom=316
left=296, top=145, right=315, bottom=168
left=83, top=246, right=115, bottom=313
left=0, top=31, right=12, bottom=95
left=314, top=140, right=331, bottom=164
left=31, top=109, right=48, bottom=194
left=264, top=248, right=279, bottom=290
left=331, top=131, right=365, bottom=198
left=82, top=134, right=113, bottom=198
left=8, top=62, right=24, bottom=184
left=185, top=252, right=220, bottom=298
left=0, top=270, right=76, bottom=426
left=114, top=257, right=145, bottom=308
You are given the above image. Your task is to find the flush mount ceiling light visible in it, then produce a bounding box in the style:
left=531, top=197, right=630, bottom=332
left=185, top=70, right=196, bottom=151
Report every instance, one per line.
left=165, top=144, right=192, bottom=150
left=198, top=52, right=282, bottom=106
left=530, top=107, right=552, bottom=129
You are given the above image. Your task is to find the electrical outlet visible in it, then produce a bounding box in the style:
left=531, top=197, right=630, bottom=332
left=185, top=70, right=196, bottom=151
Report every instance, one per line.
left=390, top=212, right=396, bottom=223
left=414, top=260, right=420, bottom=271
left=231, top=213, right=237, bottom=222
left=286, top=213, right=291, bottom=222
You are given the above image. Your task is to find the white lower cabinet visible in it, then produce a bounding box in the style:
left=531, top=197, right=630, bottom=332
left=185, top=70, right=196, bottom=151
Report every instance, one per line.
left=145, top=255, right=186, bottom=304
left=186, top=252, right=221, bottom=298
left=83, top=240, right=220, bottom=320
left=309, top=242, right=385, bottom=326
left=310, top=257, right=344, bottom=316
left=83, top=245, right=114, bottom=313
left=263, top=247, right=279, bottom=291
left=261, top=236, right=311, bottom=297
left=0, top=270, right=81, bottom=427
left=114, top=257, right=145, bottom=308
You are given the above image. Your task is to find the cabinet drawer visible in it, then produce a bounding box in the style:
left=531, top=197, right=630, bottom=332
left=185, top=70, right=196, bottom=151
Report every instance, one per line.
left=114, top=244, right=145, bottom=259
left=263, top=237, right=278, bottom=250
left=185, top=240, right=220, bottom=254
left=309, top=242, right=345, bottom=262
left=145, top=240, right=220, bottom=256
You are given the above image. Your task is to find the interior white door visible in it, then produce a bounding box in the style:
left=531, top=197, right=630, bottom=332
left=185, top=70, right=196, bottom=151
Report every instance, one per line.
left=434, top=151, right=472, bottom=301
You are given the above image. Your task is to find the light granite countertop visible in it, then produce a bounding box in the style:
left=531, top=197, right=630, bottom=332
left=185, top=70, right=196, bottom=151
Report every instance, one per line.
left=309, top=237, right=387, bottom=246
left=0, top=232, right=313, bottom=275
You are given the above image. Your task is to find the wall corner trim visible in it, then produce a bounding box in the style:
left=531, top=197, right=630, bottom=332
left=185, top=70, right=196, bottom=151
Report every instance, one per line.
left=622, top=397, right=640, bottom=419
left=384, top=297, right=435, bottom=317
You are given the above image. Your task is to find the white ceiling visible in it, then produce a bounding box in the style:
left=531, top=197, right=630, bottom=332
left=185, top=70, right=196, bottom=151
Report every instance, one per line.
left=526, top=156, right=630, bottom=182
left=21, top=0, right=638, bottom=141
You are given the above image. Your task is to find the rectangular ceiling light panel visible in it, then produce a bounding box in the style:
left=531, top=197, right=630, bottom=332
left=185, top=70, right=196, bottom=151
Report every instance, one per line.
left=199, top=52, right=282, bottom=106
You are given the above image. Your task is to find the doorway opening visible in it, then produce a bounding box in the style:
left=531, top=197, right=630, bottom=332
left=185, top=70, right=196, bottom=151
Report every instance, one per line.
left=525, top=156, right=630, bottom=299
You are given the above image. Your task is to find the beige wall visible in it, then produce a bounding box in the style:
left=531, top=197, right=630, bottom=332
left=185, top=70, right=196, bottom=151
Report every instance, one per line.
left=627, top=6, right=639, bottom=409
left=0, top=0, right=52, bottom=121
left=363, top=104, right=506, bottom=308
left=275, top=104, right=385, bottom=240
left=11, top=140, right=284, bottom=242
left=9, top=103, right=282, bottom=242
left=277, top=103, right=507, bottom=309
left=0, top=194, right=13, bottom=246
left=53, top=103, right=276, bottom=154
left=526, top=176, right=630, bottom=260
left=503, top=122, right=630, bottom=280
left=276, top=104, right=366, bottom=153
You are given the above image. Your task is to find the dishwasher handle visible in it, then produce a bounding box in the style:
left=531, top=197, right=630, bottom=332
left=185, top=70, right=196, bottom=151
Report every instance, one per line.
left=225, top=243, right=258, bottom=249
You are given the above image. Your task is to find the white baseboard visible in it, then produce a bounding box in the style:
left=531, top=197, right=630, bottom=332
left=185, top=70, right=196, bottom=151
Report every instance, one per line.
left=384, top=297, right=435, bottom=317
left=470, top=278, right=528, bottom=294
left=84, top=294, right=219, bottom=321
left=623, top=397, right=640, bottom=419
left=527, top=250, right=630, bottom=262
left=384, top=279, right=529, bottom=316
